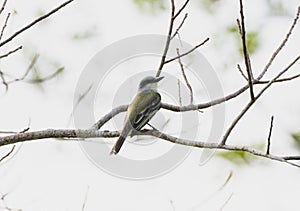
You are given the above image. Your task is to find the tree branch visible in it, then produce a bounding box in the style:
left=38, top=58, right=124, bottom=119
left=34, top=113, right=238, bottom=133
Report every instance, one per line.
left=257, top=6, right=300, bottom=80
left=0, top=0, right=74, bottom=48
left=0, top=0, right=8, bottom=15
left=0, top=45, right=22, bottom=59
left=220, top=56, right=300, bottom=145
left=156, top=0, right=175, bottom=77
left=238, top=0, right=255, bottom=101
left=266, top=116, right=274, bottom=155
left=1, top=128, right=299, bottom=168
left=0, top=12, right=10, bottom=42
left=164, top=37, right=209, bottom=64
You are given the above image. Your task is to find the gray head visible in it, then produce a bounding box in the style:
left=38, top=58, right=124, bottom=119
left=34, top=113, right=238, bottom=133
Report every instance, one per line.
left=138, top=76, right=164, bottom=91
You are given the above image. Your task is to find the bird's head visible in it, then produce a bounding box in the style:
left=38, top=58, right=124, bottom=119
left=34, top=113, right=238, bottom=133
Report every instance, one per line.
left=138, top=76, right=164, bottom=91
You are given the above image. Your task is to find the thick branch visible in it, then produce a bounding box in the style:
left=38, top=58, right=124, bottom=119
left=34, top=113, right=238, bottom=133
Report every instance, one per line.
left=0, top=128, right=299, bottom=168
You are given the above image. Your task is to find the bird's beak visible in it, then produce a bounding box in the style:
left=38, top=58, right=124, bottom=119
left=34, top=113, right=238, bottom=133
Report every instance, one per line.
left=154, top=76, right=164, bottom=83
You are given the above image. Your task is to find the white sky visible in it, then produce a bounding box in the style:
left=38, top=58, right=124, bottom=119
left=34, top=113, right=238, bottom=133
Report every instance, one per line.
left=0, top=0, right=300, bottom=210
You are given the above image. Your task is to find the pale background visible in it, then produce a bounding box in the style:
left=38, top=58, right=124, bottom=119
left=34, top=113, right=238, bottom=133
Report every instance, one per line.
left=0, top=0, right=300, bottom=210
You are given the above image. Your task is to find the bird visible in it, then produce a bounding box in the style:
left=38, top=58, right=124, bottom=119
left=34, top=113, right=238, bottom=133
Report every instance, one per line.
left=110, top=75, right=164, bottom=155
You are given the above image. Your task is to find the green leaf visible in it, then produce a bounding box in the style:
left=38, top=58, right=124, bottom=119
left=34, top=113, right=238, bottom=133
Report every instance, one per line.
left=239, top=32, right=260, bottom=55
left=217, top=150, right=253, bottom=165
left=133, top=0, right=166, bottom=13
left=72, top=30, right=95, bottom=40
left=292, top=132, right=300, bottom=149
left=199, top=0, right=220, bottom=14
left=226, top=25, right=238, bottom=33
left=217, top=144, right=264, bottom=165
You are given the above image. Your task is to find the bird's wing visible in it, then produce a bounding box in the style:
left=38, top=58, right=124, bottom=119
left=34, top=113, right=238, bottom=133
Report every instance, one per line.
left=128, top=91, right=161, bottom=130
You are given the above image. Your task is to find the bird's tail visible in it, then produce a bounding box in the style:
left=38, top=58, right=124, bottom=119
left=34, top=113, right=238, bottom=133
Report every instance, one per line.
left=110, top=123, right=131, bottom=155
left=110, top=135, right=126, bottom=155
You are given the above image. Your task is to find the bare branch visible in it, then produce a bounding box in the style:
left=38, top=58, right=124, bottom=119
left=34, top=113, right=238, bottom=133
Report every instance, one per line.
left=164, top=38, right=209, bottom=64
left=237, top=64, right=248, bottom=81
left=5, top=54, right=39, bottom=86
left=282, top=156, right=300, bottom=160
left=92, top=105, right=128, bottom=130
left=0, top=12, right=10, bottom=41
left=173, top=0, right=190, bottom=20
left=219, top=193, right=234, bottom=211
left=171, top=13, right=188, bottom=40
left=220, top=56, right=300, bottom=145
left=176, top=48, right=194, bottom=104
left=257, top=6, right=300, bottom=80
left=177, top=79, right=182, bottom=106
left=1, top=128, right=300, bottom=168
left=156, top=0, right=175, bottom=77
left=0, top=46, right=22, bottom=59
left=0, top=0, right=8, bottom=15
left=0, top=0, right=74, bottom=48
left=81, top=186, right=89, bottom=211
left=0, top=145, right=15, bottom=163
left=0, top=70, right=8, bottom=91
left=256, top=73, right=300, bottom=84
left=266, top=116, right=274, bottom=155
left=238, top=0, right=255, bottom=101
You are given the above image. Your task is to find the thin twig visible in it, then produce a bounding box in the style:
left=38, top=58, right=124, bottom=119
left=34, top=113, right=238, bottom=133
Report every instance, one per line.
left=0, top=70, right=8, bottom=91
left=81, top=186, right=89, bottom=211
left=0, top=145, right=15, bottom=163
left=0, top=0, right=8, bottom=15
left=282, top=156, right=300, bottom=160
left=0, top=12, right=10, bottom=41
left=257, top=73, right=300, bottom=84
left=92, top=70, right=300, bottom=124
left=257, top=6, right=300, bottom=80
left=164, top=38, right=209, bottom=64
left=220, top=56, right=300, bottom=145
left=173, top=0, right=190, bottom=19
left=219, top=193, right=234, bottom=211
left=171, top=13, right=188, bottom=40
left=266, top=116, right=274, bottom=155
left=238, top=0, right=255, bottom=101
left=237, top=64, right=248, bottom=81
left=156, top=0, right=175, bottom=77
left=177, top=79, right=182, bottom=106
left=176, top=48, right=194, bottom=104
left=0, top=0, right=74, bottom=48
left=27, top=67, right=64, bottom=83
left=0, top=46, right=22, bottom=59
left=5, top=54, right=39, bottom=85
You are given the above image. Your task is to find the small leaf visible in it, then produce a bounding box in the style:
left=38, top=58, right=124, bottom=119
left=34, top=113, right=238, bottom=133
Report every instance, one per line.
left=217, top=150, right=253, bottom=165
left=217, top=144, right=264, bottom=165
left=239, top=32, right=260, bottom=55
left=133, top=0, right=166, bottom=13
left=227, top=25, right=238, bottom=33
left=199, top=0, right=220, bottom=14
left=72, top=30, right=95, bottom=40
left=292, top=132, right=300, bottom=149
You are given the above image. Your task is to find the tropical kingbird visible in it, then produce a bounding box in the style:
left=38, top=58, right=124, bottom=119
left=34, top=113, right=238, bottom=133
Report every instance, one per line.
left=110, top=76, right=164, bottom=155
